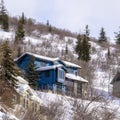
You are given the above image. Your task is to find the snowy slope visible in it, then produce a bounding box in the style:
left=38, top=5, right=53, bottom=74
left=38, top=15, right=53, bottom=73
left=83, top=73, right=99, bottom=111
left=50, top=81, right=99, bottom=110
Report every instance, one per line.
left=0, top=29, right=120, bottom=119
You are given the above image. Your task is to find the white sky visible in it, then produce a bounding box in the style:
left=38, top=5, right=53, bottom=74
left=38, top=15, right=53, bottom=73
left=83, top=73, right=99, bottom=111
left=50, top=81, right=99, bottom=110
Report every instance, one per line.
left=5, top=0, right=120, bottom=40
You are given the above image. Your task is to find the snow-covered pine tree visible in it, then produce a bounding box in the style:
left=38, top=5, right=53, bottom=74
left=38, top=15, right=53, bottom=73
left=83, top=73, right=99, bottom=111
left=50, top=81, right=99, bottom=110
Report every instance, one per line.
left=0, top=41, right=20, bottom=88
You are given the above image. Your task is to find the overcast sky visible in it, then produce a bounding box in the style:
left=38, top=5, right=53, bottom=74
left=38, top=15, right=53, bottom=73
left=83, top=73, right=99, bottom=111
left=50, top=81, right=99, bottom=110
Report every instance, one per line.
left=5, top=0, right=120, bottom=40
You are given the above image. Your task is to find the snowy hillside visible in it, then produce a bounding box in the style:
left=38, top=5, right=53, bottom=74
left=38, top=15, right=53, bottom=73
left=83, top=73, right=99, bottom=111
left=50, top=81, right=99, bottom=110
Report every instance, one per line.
left=0, top=29, right=120, bottom=119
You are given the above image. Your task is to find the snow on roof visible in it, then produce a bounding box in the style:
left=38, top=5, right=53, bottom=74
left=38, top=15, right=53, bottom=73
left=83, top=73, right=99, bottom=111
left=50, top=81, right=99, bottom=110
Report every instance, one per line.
left=66, top=73, right=88, bottom=83
left=63, top=61, right=81, bottom=68
left=36, top=64, right=63, bottom=71
left=15, top=52, right=59, bottom=62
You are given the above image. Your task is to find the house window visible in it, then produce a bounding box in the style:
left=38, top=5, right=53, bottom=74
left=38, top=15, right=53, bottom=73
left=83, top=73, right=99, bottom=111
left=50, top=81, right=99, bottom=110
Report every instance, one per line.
left=58, top=69, right=64, bottom=79
left=40, top=62, right=46, bottom=67
left=67, top=68, right=74, bottom=74
left=46, top=70, right=50, bottom=77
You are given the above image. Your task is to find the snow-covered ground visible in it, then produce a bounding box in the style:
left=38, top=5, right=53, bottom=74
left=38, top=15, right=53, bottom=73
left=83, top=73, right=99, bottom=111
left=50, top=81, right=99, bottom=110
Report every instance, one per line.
left=0, top=29, right=120, bottom=119
left=0, top=107, right=19, bottom=120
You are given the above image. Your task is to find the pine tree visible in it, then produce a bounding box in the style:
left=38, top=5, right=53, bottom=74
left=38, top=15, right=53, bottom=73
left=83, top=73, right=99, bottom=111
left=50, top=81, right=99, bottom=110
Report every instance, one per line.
left=47, top=20, right=49, bottom=26
left=81, top=35, right=91, bottom=62
left=2, top=13, right=9, bottom=31
left=20, top=12, right=25, bottom=25
left=98, top=27, right=107, bottom=42
left=25, top=56, right=40, bottom=89
left=15, top=18, right=25, bottom=42
left=75, top=34, right=91, bottom=62
left=65, top=44, right=68, bottom=55
left=107, top=47, right=110, bottom=59
left=0, top=0, right=9, bottom=31
left=85, top=25, right=90, bottom=38
left=0, top=41, right=20, bottom=87
left=75, top=34, right=83, bottom=60
left=114, top=28, right=120, bottom=45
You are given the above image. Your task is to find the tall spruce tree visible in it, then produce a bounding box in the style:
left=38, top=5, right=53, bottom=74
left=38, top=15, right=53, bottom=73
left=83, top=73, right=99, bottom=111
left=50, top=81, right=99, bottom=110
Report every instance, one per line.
left=114, top=28, right=120, bottom=45
left=21, top=12, right=25, bottom=24
left=75, top=34, right=83, bottom=60
left=85, top=25, right=90, bottom=38
left=98, top=27, right=107, bottom=42
left=107, top=47, right=110, bottom=59
left=25, top=56, right=40, bottom=89
left=15, top=15, right=25, bottom=42
left=81, top=35, right=91, bottom=62
left=75, top=34, right=91, bottom=62
left=0, top=41, right=20, bottom=87
left=65, top=44, right=68, bottom=55
left=0, top=0, right=9, bottom=31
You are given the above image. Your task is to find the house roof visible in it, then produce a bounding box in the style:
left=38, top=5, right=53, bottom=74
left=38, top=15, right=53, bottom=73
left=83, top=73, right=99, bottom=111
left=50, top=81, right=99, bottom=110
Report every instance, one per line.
left=63, top=61, right=81, bottom=69
left=15, top=52, right=59, bottom=62
left=36, top=64, right=63, bottom=71
left=111, top=70, right=120, bottom=84
left=65, top=73, right=88, bottom=83
left=15, top=52, right=81, bottom=69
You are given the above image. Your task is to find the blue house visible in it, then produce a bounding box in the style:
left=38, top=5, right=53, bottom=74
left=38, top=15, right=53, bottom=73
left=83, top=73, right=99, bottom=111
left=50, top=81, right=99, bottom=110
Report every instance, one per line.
left=15, top=52, right=88, bottom=97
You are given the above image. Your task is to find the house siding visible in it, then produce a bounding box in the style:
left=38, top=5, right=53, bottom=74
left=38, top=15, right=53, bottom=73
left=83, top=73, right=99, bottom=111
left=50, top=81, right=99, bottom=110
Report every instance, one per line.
left=38, top=69, right=57, bottom=90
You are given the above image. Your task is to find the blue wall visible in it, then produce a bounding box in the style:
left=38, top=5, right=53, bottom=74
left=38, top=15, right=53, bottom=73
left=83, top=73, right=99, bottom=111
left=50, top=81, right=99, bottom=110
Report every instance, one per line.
left=37, top=69, right=57, bottom=90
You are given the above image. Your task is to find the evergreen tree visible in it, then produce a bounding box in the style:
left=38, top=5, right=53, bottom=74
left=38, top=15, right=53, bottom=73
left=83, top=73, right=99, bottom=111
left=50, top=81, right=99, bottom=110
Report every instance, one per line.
left=0, top=0, right=9, bottom=31
left=107, top=47, right=110, bottom=59
left=15, top=18, right=25, bottom=42
left=114, top=28, right=120, bottom=45
left=65, top=44, right=68, bottom=55
left=75, top=34, right=83, bottom=60
left=47, top=20, right=49, bottom=26
left=25, top=56, right=40, bottom=89
left=0, top=41, right=20, bottom=87
left=2, top=13, right=9, bottom=31
left=81, top=35, right=91, bottom=62
left=21, top=12, right=25, bottom=25
left=75, top=34, right=91, bottom=62
left=85, top=25, right=90, bottom=38
left=98, top=27, right=107, bottom=42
